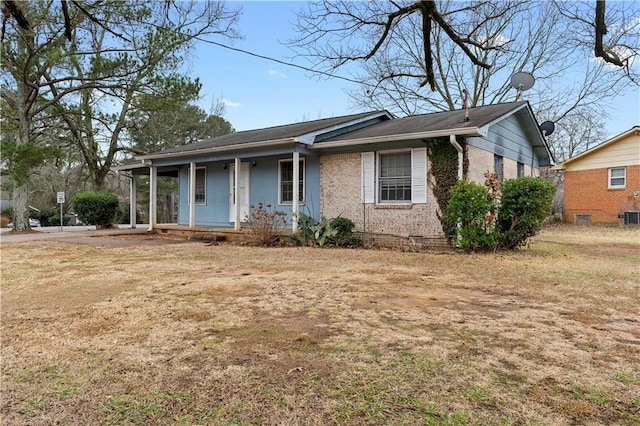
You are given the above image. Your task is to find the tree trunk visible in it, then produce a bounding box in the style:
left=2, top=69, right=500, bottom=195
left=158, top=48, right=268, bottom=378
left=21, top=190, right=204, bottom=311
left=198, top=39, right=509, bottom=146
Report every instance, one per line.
left=11, top=184, right=30, bottom=232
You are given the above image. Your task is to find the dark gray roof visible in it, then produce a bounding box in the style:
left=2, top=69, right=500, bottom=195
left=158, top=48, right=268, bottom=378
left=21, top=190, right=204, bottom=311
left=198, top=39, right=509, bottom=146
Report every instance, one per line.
left=321, top=101, right=529, bottom=142
left=147, top=110, right=390, bottom=156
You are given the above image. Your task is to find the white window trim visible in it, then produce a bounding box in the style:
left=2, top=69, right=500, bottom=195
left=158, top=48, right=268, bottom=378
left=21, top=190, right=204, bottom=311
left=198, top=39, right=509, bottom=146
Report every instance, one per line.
left=278, top=158, right=305, bottom=205
left=608, top=167, right=626, bottom=189
left=364, top=148, right=427, bottom=205
left=188, top=166, right=207, bottom=205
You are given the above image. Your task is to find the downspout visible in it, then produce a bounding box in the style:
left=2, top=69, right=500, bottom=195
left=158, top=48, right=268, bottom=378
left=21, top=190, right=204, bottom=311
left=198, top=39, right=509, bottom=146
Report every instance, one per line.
left=449, top=135, right=464, bottom=179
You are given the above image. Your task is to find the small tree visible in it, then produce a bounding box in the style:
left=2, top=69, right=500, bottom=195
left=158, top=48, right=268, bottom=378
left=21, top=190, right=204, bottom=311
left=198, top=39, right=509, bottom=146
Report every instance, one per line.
left=497, top=177, right=556, bottom=249
left=72, top=192, right=120, bottom=229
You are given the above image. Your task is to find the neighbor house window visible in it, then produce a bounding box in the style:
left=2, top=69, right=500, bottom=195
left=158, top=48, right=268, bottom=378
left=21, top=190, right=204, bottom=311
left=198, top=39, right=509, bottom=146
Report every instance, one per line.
left=279, top=158, right=305, bottom=204
left=188, top=166, right=206, bottom=205
left=494, top=154, right=504, bottom=181
left=608, top=167, right=626, bottom=189
left=379, top=151, right=412, bottom=203
left=517, top=162, right=525, bottom=178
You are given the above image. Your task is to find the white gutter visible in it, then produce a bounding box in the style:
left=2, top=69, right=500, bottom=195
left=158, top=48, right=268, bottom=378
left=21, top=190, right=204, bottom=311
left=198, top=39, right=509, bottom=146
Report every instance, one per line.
left=449, top=135, right=464, bottom=178
left=310, top=127, right=480, bottom=150
left=137, top=138, right=295, bottom=161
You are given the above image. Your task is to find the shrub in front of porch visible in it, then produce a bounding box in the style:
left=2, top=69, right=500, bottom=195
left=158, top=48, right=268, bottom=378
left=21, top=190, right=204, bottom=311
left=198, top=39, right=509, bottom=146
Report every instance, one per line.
left=244, top=202, right=287, bottom=246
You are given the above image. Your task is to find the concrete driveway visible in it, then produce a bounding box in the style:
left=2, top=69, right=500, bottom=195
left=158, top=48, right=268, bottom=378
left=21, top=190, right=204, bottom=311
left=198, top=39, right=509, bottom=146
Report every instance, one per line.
left=0, top=225, right=165, bottom=245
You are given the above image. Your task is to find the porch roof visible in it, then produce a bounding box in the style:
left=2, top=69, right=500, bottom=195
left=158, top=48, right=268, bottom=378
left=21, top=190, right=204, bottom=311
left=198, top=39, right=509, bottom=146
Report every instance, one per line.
left=135, top=110, right=391, bottom=160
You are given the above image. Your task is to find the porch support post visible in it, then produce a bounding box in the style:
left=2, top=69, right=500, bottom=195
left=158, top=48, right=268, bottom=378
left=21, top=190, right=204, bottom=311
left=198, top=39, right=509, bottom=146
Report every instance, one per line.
left=234, top=157, right=241, bottom=230
left=149, top=165, right=157, bottom=231
left=129, top=174, right=137, bottom=229
left=292, top=151, right=299, bottom=233
left=189, top=162, right=196, bottom=228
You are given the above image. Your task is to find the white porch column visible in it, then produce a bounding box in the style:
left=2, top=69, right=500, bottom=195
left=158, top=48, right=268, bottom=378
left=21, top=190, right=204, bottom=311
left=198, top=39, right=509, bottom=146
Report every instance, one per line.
left=149, top=165, right=157, bottom=231
left=129, top=174, right=137, bottom=229
left=234, top=157, right=241, bottom=230
left=292, top=151, right=299, bottom=233
left=189, top=162, right=196, bottom=228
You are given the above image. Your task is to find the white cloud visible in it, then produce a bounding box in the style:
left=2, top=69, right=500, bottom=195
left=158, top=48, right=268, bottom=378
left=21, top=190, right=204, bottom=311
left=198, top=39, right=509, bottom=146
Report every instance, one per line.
left=268, top=69, right=286, bottom=79
left=222, top=98, right=241, bottom=108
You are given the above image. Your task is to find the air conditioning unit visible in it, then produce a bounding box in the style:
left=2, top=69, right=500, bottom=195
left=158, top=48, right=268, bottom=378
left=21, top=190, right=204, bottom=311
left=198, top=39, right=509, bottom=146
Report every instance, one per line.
left=622, top=211, right=640, bottom=225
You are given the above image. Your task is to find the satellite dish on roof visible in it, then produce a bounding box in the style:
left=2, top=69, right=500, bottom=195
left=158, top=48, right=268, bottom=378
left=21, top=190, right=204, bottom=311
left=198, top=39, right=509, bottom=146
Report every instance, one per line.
left=539, top=120, right=555, bottom=137
left=510, top=72, right=535, bottom=101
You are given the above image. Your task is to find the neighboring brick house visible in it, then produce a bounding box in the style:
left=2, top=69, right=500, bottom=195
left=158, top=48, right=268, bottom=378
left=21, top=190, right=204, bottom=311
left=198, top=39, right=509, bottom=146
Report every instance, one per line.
left=555, top=126, right=640, bottom=224
left=117, top=101, right=554, bottom=243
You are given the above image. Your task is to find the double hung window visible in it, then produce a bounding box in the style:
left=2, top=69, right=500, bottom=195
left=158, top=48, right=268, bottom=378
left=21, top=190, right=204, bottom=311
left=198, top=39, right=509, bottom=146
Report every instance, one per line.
left=188, top=166, right=206, bottom=205
left=608, top=167, right=626, bottom=188
left=279, top=159, right=305, bottom=204
left=361, top=148, right=427, bottom=204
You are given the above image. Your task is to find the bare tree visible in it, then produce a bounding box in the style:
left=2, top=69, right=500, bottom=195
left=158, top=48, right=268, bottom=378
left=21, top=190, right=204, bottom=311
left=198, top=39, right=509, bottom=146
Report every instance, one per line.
left=288, top=0, right=638, bottom=160
left=1, top=1, right=240, bottom=231
left=545, top=109, right=608, bottom=162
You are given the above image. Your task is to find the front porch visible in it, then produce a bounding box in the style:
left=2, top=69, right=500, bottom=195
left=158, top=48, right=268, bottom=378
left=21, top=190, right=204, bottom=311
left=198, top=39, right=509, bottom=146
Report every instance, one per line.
left=152, top=224, right=293, bottom=243
left=152, top=224, right=248, bottom=242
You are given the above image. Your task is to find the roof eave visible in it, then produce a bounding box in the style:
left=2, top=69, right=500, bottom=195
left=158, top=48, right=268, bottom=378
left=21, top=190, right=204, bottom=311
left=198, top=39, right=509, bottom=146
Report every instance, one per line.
left=136, top=138, right=296, bottom=161
left=309, top=127, right=481, bottom=150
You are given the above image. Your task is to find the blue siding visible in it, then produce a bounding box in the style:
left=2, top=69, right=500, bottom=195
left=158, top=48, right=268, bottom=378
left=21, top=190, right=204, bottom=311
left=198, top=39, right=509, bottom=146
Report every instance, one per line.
left=468, top=114, right=539, bottom=167
left=176, top=155, right=320, bottom=227
left=177, top=162, right=230, bottom=226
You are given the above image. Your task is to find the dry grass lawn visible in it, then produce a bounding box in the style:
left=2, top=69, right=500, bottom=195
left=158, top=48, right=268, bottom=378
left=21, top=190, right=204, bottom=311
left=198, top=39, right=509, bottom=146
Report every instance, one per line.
left=1, top=224, right=639, bottom=425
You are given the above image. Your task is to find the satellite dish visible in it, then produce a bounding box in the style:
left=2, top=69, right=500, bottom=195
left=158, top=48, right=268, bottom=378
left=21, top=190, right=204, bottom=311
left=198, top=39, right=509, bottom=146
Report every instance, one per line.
left=539, top=120, right=555, bottom=137
left=510, top=72, right=535, bottom=101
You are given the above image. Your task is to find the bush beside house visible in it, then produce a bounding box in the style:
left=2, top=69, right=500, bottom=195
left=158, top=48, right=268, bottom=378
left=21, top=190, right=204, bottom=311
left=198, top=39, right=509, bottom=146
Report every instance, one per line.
left=446, top=175, right=555, bottom=251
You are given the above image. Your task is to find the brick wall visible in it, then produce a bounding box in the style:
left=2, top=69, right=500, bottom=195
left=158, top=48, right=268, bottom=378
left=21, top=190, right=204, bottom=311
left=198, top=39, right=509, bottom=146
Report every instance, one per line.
left=564, top=165, right=640, bottom=223
left=320, top=153, right=444, bottom=237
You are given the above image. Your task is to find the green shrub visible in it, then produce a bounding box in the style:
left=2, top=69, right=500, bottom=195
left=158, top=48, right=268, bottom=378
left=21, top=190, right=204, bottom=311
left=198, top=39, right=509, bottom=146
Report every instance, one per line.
left=446, top=176, right=555, bottom=251
left=47, top=214, right=71, bottom=226
left=445, top=178, right=498, bottom=251
left=294, top=214, right=359, bottom=247
left=243, top=202, right=287, bottom=246
left=72, top=191, right=120, bottom=228
left=496, top=177, right=556, bottom=249
left=329, top=216, right=360, bottom=247
left=1, top=207, right=13, bottom=220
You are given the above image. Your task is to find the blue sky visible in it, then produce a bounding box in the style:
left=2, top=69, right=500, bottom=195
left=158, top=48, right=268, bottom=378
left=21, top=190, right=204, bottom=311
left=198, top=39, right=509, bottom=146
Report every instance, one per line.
left=189, top=1, right=639, bottom=138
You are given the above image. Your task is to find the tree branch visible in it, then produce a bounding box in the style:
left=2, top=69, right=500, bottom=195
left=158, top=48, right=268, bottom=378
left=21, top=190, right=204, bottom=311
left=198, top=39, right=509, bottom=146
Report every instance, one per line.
left=594, top=0, right=623, bottom=66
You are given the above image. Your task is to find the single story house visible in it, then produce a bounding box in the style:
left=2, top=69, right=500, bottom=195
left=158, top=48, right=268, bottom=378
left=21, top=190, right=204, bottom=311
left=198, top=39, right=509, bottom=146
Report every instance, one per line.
left=116, top=101, right=554, bottom=242
left=554, top=126, right=640, bottom=224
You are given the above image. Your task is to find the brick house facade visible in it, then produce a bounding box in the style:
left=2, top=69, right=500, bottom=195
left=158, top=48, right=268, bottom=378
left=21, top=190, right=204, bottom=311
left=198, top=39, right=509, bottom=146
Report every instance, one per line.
left=556, top=126, right=640, bottom=224
left=120, top=102, right=554, bottom=244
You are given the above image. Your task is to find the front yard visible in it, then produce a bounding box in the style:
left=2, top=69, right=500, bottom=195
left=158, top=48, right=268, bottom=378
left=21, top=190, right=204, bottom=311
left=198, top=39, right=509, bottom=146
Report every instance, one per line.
left=1, top=225, right=639, bottom=425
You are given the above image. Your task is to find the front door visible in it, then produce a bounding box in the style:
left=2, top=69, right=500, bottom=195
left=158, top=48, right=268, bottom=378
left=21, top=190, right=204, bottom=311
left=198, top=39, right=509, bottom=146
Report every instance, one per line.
left=229, top=162, right=250, bottom=223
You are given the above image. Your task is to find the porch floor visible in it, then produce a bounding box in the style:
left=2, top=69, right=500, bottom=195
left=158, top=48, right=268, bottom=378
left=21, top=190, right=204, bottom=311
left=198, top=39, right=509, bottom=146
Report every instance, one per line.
left=152, top=224, right=248, bottom=242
